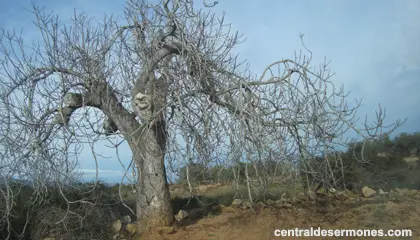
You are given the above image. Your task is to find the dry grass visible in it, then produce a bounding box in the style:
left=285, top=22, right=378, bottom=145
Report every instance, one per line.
left=4, top=181, right=420, bottom=240
left=143, top=187, right=420, bottom=240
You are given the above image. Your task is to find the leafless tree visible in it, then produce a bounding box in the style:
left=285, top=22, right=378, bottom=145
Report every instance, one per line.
left=0, top=0, right=403, bottom=237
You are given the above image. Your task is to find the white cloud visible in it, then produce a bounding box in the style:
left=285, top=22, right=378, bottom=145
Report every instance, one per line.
left=80, top=169, right=124, bottom=174
left=79, top=168, right=135, bottom=183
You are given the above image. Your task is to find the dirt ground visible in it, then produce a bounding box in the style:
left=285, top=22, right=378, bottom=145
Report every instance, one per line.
left=142, top=187, right=420, bottom=240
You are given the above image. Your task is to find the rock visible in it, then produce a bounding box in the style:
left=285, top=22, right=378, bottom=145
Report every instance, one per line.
left=275, top=202, right=292, bottom=209
left=242, top=201, right=252, bottom=209
left=112, top=219, right=122, bottom=233
left=112, top=233, right=120, bottom=240
left=329, top=188, right=337, bottom=194
left=362, top=186, right=376, bottom=198
left=125, top=223, right=137, bottom=235
left=379, top=189, right=387, bottom=195
left=175, top=209, right=188, bottom=221
left=283, top=203, right=293, bottom=208
left=122, top=215, right=131, bottom=223
left=156, top=226, right=176, bottom=234
left=335, top=191, right=348, bottom=201
left=43, top=238, right=56, bottom=240
left=231, top=199, right=244, bottom=207
left=297, top=192, right=307, bottom=201
left=344, top=198, right=357, bottom=204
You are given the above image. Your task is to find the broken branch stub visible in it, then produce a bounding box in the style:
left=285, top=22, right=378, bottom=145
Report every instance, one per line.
left=54, top=92, right=101, bottom=126
left=133, top=92, right=153, bottom=123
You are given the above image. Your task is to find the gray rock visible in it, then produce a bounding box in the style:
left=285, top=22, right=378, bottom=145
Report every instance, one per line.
left=362, top=186, right=376, bottom=198
left=242, top=201, right=252, bottom=209
left=379, top=189, right=387, bottom=195
left=112, top=219, right=122, bottom=233
left=112, top=234, right=120, bottom=240
left=122, top=215, right=131, bottom=223
left=175, top=209, right=188, bottom=221
left=296, top=192, right=306, bottom=201
left=275, top=202, right=292, bottom=209
left=231, top=198, right=244, bottom=207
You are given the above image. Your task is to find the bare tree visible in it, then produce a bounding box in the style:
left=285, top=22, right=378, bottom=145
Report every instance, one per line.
left=0, top=0, right=403, bottom=237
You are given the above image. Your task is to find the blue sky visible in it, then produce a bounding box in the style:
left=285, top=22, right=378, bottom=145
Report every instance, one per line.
left=1, top=0, right=419, bottom=183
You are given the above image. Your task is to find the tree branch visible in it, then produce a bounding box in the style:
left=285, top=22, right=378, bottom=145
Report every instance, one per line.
left=54, top=92, right=101, bottom=127
left=132, top=42, right=184, bottom=97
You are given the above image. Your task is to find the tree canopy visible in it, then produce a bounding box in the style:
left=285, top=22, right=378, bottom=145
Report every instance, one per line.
left=0, top=0, right=404, bottom=237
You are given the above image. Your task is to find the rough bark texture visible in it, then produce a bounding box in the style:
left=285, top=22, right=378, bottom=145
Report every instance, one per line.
left=131, top=132, right=173, bottom=233
left=53, top=70, right=174, bottom=234
left=131, top=73, right=173, bottom=233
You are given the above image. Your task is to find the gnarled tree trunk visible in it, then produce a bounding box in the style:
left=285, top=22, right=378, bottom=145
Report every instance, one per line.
left=131, top=73, right=173, bottom=233
left=130, top=132, right=173, bottom=233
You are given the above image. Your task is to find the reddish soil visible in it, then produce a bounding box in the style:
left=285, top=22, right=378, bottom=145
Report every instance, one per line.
left=143, top=189, right=420, bottom=240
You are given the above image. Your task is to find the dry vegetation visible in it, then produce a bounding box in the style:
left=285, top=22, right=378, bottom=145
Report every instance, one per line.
left=1, top=89, right=419, bottom=240
left=9, top=182, right=420, bottom=240
left=148, top=184, right=420, bottom=240
left=0, top=0, right=418, bottom=239
left=3, top=167, right=420, bottom=239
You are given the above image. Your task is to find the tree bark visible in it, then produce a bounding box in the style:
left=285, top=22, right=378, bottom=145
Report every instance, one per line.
left=131, top=73, right=173, bottom=234
left=130, top=126, right=173, bottom=233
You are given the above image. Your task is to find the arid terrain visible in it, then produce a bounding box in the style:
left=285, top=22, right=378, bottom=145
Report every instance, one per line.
left=109, top=183, right=420, bottom=240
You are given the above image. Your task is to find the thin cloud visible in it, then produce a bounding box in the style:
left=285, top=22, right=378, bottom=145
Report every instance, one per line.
left=79, top=168, right=137, bottom=183
left=80, top=169, right=125, bottom=174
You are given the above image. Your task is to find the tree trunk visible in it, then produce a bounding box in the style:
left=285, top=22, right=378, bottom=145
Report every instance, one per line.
left=130, top=125, right=173, bottom=234
left=129, top=73, right=172, bottom=234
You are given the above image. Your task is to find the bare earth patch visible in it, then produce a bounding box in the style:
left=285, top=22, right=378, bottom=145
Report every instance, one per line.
left=140, top=187, right=420, bottom=240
